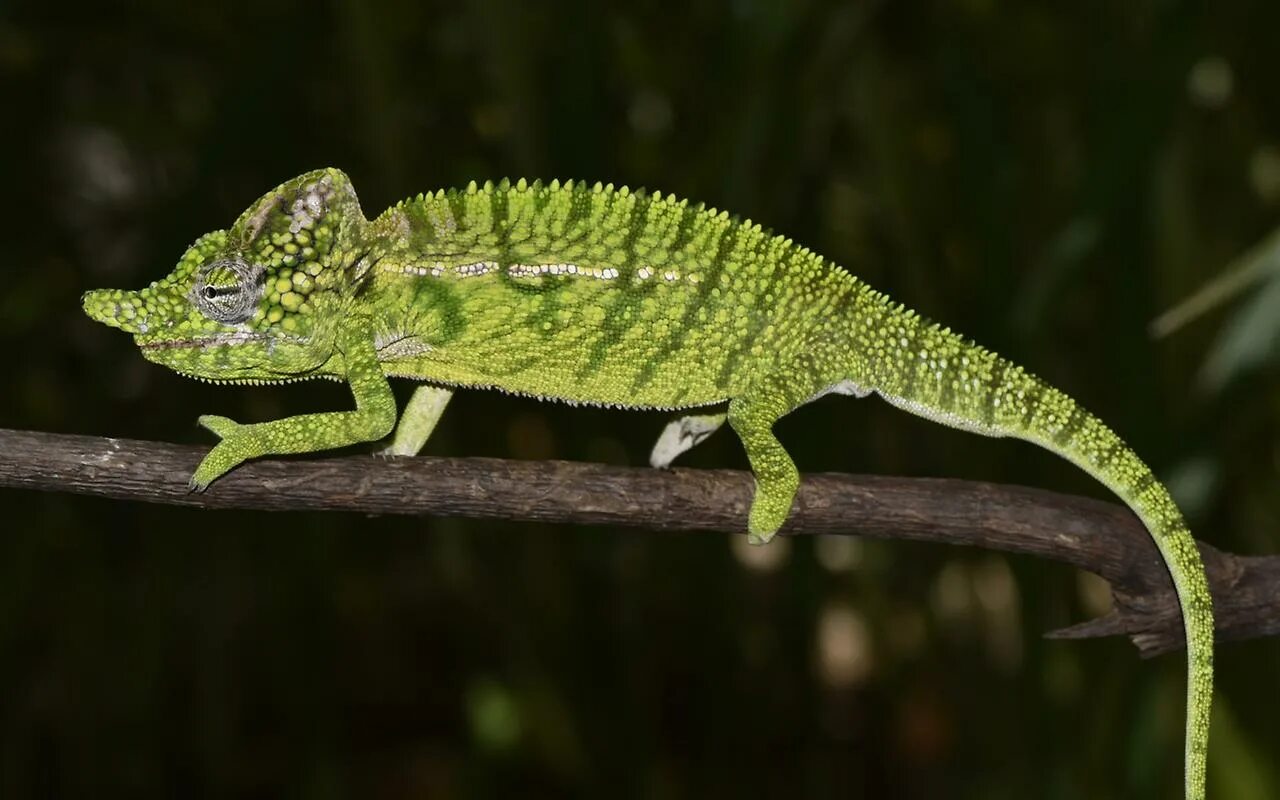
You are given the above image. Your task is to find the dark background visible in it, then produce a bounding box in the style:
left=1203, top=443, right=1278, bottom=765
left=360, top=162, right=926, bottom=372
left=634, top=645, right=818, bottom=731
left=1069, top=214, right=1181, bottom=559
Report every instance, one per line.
left=1, top=1, right=1278, bottom=798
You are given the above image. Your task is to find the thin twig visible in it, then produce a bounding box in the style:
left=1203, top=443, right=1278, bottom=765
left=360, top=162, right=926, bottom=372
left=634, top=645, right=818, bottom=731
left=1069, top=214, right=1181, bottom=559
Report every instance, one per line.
left=0, top=427, right=1275, bottom=657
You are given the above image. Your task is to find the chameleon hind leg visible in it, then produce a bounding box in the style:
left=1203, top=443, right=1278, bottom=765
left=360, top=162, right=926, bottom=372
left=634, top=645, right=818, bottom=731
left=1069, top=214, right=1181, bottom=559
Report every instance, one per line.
left=649, top=412, right=727, bottom=468
left=378, top=384, right=454, bottom=456
left=729, top=352, right=848, bottom=544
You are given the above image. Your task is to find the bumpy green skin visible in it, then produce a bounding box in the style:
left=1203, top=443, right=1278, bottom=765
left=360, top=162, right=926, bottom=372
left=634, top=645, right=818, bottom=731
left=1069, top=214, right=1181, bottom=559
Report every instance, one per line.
left=83, top=168, right=1213, bottom=798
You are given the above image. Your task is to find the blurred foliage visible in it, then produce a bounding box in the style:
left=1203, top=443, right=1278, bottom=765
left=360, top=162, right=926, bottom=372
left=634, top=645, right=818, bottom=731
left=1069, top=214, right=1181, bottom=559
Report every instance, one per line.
left=1, top=0, right=1278, bottom=798
left=1152, top=224, right=1280, bottom=393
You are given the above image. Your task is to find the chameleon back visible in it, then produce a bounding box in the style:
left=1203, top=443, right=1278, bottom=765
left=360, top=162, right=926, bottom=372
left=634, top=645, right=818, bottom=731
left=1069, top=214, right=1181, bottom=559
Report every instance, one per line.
left=360, top=179, right=859, bottom=408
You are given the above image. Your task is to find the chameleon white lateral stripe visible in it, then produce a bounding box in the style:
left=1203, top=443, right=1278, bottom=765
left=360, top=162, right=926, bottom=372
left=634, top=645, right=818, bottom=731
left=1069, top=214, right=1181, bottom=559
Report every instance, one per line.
left=455, top=261, right=497, bottom=277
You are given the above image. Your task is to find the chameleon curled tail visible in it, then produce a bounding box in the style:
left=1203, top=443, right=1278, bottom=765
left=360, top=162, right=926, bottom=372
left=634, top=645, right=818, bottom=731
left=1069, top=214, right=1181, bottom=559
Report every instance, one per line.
left=1046, top=398, right=1213, bottom=800
left=829, top=314, right=1213, bottom=799
left=81, top=168, right=1212, bottom=798
left=1010, top=379, right=1212, bottom=799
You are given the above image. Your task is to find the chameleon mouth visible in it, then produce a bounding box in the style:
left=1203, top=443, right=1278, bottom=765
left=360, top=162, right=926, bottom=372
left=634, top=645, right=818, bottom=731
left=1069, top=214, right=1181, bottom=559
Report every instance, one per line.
left=139, top=332, right=295, bottom=351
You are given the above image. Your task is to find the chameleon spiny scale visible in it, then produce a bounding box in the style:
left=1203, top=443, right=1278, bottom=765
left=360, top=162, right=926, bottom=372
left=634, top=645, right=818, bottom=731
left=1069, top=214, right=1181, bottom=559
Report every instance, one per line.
left=83, top=167, right=1212, bottom=799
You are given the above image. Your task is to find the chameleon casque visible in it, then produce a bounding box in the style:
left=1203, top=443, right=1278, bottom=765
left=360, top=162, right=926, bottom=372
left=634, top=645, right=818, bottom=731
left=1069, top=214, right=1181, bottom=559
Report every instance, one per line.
left=83, top=167, right=1213, bottom=798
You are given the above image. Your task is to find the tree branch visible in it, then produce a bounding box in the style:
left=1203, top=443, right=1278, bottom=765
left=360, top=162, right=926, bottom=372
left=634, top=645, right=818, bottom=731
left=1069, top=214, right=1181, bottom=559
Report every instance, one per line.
left=0, top=427, right=1275, bottom=657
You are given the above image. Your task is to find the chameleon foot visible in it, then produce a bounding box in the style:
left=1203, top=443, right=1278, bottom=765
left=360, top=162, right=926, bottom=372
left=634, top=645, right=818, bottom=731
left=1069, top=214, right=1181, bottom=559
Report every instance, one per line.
left=190, top=414, right=259, bottom=490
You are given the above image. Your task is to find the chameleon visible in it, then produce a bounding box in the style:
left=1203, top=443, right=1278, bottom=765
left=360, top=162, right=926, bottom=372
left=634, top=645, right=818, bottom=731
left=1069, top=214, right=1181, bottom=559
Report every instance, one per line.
left=82, top=167, right=1213, bottom=798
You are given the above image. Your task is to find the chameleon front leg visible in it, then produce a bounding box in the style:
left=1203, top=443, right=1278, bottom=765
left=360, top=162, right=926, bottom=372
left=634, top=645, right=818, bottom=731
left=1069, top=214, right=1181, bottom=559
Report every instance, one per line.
left=377, top=384, right=454, bottom=457
left=190, top=319, right=397, bottom=489
left=649, top=412, right=727, bottom=468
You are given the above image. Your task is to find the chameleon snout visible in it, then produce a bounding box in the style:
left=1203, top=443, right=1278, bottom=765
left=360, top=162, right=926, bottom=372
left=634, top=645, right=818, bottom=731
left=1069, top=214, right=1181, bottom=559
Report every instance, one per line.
left=82, top=288, right=148, bottom=334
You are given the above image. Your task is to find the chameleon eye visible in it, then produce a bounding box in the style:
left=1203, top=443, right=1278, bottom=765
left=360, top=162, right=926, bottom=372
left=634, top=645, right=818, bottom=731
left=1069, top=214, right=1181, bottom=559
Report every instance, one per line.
left=192, top=257, right=264, bottom=324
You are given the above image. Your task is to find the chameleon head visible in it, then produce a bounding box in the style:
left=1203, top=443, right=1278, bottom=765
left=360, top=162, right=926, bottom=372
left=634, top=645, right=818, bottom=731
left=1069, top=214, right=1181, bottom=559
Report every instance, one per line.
left=82, top=167, right=368, bottom=383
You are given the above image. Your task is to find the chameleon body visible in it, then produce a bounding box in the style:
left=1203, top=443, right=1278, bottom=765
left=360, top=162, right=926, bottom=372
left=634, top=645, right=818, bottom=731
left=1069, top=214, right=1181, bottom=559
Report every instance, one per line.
left=83, top=168, right=1212, bottom=798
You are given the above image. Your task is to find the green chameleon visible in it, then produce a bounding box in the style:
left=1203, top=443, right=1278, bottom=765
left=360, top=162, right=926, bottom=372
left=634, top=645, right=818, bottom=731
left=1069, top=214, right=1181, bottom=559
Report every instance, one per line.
left=83, top=167, right=1213, bottom=798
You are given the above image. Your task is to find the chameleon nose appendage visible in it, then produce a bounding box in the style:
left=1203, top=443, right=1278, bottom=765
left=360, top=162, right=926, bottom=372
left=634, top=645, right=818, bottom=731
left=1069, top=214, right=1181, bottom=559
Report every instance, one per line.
left=82, top=288, right=150, bottom=334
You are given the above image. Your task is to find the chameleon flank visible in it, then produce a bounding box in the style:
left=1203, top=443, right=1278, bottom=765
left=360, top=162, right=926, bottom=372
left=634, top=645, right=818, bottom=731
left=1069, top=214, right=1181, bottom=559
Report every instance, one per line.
left=83, top=167, right=1213, bottom=798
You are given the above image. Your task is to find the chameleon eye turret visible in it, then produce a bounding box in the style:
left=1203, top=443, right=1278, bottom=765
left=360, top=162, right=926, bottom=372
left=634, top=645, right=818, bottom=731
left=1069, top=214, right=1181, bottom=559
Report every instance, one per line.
left=191, top=258, right=264, bottom=324
left=85, top=169, right=1215, bottom=800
